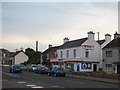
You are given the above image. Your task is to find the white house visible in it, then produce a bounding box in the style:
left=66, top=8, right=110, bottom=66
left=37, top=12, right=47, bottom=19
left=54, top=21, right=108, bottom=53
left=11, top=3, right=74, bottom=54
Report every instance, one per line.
left=11, top=50, right=28, bottom=65
left=55, top=31, right=101, bottom=72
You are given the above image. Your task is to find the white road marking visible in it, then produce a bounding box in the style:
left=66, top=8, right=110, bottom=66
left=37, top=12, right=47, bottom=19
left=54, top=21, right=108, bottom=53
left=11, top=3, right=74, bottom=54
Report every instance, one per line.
left=26, top=85, right=37, bottom=87
left=17, top=82, right=26, bottom=84
left=31, top=86, right=43, bottom=88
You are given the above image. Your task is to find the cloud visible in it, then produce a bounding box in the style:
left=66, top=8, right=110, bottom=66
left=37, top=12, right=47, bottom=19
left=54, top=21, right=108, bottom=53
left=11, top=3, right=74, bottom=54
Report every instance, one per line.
left=1, top=2, right=118, bottom=51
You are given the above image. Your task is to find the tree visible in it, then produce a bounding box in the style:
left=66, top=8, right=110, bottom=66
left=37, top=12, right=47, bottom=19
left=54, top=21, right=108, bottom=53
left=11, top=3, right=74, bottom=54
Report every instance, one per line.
left=25, top=48, right=41, bottom=64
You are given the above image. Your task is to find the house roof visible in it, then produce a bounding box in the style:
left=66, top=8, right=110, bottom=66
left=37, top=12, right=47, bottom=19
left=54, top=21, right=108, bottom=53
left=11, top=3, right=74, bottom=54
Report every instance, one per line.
left=58, top=38, right=88, bottom=49
left=9, top=50, right=26, bottom=57
left=43, top=46, right=61, bottom=54
left=97, top=39, right=106, bottom=45
left=103, top=37, right=120, bottom=49
left=0, top=48, right=10, bottom=53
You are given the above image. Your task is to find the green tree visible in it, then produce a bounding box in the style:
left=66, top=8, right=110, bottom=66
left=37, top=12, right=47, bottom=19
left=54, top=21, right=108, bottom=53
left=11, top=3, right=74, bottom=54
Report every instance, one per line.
left=25, top=48, right=41, bottom=64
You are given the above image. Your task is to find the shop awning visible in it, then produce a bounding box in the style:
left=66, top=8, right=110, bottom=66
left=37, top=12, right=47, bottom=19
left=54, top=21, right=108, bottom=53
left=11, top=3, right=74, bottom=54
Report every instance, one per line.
left=63, top=60, right=81, bottom=62
left=50, top=60, right=59, bottom=62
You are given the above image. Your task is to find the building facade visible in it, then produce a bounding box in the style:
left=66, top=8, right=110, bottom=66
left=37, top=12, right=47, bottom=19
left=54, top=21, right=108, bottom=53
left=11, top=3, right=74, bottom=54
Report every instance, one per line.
left=97, top=34, right=111, bottom=70
left=55, top=31, right=101, bottom=72
left=0, top=49, right=28, bottom=65
left=102, top=32, right=120, bottom=74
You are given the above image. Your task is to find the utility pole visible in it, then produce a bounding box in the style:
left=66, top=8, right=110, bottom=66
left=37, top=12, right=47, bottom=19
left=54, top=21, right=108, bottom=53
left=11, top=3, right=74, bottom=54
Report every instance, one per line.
left=36, top=41, right=38, bottom=52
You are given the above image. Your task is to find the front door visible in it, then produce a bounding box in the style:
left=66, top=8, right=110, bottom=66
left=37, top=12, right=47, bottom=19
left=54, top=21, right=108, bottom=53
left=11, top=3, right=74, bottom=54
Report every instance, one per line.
left=117, top=65, right=120, bottom=74
left=93, top=64, right=97, bottom=72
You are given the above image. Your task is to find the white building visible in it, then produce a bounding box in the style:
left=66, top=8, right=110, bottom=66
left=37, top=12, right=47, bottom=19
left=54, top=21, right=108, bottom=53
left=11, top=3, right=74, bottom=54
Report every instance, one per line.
left=11, top=50, right=28, bottom=65
left=56, top=31, right=101, bottom=72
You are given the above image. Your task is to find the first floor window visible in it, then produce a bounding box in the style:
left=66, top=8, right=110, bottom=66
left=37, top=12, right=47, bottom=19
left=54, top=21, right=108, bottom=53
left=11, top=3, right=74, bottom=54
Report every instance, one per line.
left=106, top=51, right=112, bottom=57
left=60, top=51, right=63, bottom=59
left=66, top=50, right=69, bottom=58
left=85, top=50, right=89, bottom=58
left=73, top=49, right=76, bottom=58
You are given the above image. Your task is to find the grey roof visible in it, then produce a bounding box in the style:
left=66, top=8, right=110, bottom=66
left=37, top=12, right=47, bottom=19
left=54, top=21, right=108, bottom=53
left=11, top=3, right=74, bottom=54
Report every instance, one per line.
left=43, top=46, right=61, bottom=54
left=58, top=38, right=88, bottom=49
left=97, top=39, right=106, bottom=45
left=103, top=37, right=120, bottom=49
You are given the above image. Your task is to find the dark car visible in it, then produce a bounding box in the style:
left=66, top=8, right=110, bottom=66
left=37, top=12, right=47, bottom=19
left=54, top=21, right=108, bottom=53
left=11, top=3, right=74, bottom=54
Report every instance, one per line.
left=48, top=67, right=65, bottom=77
left=9, top=65, right=22, bottom=73
left=19, top=64, right=27, bottom=71
left=34, top=66, right=49, bottom=74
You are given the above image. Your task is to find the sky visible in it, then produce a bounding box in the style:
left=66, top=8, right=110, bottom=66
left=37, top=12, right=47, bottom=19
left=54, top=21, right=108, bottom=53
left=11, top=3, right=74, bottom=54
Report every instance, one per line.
left=1, top=0, right=119, bottom=52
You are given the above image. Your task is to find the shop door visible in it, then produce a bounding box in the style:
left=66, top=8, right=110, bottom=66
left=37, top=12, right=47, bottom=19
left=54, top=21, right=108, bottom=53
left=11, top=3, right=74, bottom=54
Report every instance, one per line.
left=93, top=64, right=97, bottom=72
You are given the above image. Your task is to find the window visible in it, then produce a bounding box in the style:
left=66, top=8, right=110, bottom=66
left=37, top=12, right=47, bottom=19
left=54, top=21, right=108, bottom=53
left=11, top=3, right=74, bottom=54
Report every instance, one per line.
left=85, top=50, right=89, bottom=58
left=106, top=51, right=112, bottom=57
left=106, top=64, right=113, bottom=73
left=73, top=49, right=76, bottom=58
left=66, top=50, right=69, bottom=58
left=60, top=51, right=63, bottom=59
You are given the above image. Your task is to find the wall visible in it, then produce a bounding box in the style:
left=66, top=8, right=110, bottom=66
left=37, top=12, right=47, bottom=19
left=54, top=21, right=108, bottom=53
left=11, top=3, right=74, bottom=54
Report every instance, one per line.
left=57, top=47, right=82, bottom=60
left=15, top=52, right=28, bottom=64
left=102, top=47, right=119, bottom=72
left=82, top=39, right=101, bottom=62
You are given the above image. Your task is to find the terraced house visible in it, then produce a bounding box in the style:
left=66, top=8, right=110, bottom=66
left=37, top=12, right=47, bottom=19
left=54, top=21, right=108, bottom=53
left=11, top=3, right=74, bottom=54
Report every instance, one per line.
left=102, top=32, right=120, bottom=74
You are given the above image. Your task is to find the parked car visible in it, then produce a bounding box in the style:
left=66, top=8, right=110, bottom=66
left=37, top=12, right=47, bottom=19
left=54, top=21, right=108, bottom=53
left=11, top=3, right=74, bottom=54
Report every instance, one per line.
left=9, top=64, right=22, bottom=73
left=19, top=64, right=27, bottom=71
left=27, top=64, right=38, bottom=72
left=48, top=67, right=65, bottom=77
left=34, top=66, right=49, bottom=74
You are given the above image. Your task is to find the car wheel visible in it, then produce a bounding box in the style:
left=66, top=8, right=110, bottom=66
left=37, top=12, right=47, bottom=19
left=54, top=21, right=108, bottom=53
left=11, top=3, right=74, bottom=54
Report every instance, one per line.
left=54, top=73, right=57, bottom=77
left=9, top=70, right=11, bottom=73
left=48, top=73, right=50, bottom=76
left=63, top=74, right=65, bottom=77
left=11, top=70, right=13, bottom=73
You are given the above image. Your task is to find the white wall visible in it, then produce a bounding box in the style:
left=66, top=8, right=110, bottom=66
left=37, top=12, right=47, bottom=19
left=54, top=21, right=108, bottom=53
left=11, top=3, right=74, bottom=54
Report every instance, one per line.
left=82, top=39, right=101, bottom=62
left=57, top=39, right=101, bottom=63
left=15, top=52, right=28, bottom=64
left=57, top=47, right=82, bottom=59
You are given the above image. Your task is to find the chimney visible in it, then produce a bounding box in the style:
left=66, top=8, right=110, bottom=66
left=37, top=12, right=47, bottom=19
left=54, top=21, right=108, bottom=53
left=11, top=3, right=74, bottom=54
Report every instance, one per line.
left=63, top=37, right=69, bottom=43
left=36, top=41, right=38, bottom=52
left=88, top=31, right=95, bottom=40
left=105, top=33, right=111, bottom=41
left=114, top=32, right=120, bottom=39
left=48, top=44, right=52, bottom=48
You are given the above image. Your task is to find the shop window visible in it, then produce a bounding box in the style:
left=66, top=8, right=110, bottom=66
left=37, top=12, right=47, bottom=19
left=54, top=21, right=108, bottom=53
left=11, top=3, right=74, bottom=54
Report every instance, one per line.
left=66, top=50, right=69, bottom=58
left=106, top=51, right=112, bottom=57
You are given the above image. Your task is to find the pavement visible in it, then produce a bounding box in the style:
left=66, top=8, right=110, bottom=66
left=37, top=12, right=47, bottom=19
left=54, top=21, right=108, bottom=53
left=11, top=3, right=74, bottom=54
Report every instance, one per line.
left=66, top=74, right=120, bottom=84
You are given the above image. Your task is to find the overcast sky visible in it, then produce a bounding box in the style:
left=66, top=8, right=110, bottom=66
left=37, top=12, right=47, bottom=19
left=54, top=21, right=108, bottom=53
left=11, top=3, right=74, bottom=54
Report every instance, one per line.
left=1, top=0, right=119, bottom=52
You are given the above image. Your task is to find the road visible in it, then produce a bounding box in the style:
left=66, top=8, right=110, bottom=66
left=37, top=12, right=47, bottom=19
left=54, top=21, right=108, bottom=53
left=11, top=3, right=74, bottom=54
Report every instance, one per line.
left=2, top=66, right=119, bottom=88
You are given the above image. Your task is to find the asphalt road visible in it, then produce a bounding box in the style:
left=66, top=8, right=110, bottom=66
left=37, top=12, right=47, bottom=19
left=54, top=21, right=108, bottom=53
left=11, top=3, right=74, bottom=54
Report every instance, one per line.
left=2, top=66, right=119, bottom=88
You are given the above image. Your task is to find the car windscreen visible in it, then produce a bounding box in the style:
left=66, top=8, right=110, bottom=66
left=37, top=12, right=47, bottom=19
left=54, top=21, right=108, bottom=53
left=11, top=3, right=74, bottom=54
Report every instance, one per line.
left=32, top=66, right=37, bottom=68
left=13, top=66, right=20, bottom=69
